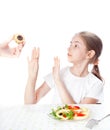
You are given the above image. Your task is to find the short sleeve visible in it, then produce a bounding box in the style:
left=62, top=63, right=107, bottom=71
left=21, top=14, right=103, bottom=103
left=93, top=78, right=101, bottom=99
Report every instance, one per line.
left=86, top=81, right=104, bottom=103
left=43, top=73, right=55, bottom=88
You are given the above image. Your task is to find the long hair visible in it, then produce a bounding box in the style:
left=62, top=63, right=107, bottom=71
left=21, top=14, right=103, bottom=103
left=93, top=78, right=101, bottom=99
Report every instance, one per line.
left=78, top=31, right=103, bottom=81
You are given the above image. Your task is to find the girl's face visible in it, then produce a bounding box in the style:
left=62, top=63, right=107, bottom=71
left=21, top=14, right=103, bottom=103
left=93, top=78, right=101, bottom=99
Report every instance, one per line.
left=67, top=35, right=89, bottom=64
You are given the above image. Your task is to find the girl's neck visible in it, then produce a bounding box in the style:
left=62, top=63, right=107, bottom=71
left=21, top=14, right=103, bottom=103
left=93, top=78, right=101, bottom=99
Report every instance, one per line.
left=70, top=64, right=89, bottom=77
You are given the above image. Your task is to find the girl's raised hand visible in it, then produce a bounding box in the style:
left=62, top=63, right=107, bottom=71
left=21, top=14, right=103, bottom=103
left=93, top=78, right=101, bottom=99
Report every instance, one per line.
left=52, top=56, right=61, bottom=82
left=27, top=47, right=40, bottom=80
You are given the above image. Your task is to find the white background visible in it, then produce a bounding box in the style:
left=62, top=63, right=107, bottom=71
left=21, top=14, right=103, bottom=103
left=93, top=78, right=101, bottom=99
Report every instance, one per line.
left=0, top=0, right=110, bottom=106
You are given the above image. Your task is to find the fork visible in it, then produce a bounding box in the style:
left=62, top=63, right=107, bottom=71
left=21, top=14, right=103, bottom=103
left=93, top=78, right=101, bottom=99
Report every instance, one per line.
left=85, top=114, right=110, bottom=129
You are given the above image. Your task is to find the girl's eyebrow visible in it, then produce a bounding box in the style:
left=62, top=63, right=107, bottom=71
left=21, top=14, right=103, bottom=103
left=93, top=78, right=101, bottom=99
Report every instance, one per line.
left=70, top=39, right=83, bottom=46
left=74, top=40, right=81, bottom=43
left=71, top=40, right=81, bottom=44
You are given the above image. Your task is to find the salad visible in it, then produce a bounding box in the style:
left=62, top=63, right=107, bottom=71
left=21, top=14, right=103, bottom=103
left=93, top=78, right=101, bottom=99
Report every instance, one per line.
left=49, top=104, right=89, bottom=120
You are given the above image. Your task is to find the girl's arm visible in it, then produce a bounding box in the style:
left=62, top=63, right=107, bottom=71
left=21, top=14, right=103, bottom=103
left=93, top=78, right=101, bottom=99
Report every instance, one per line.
left=80, top=98, right=98, bottom=104
left=24, top=47, right=39, bottom=104
left=24, top=47, right=50, bottom=104
left=52, top=57, right=76, bottom=104
left=24, top=80, right=50, bottom=104
left=53, top=57, right=98, bottom=104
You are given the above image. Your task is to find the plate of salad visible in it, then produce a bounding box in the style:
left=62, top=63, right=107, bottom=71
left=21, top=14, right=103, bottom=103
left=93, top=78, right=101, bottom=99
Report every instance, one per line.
left=49, top=104, right=89, bottom=120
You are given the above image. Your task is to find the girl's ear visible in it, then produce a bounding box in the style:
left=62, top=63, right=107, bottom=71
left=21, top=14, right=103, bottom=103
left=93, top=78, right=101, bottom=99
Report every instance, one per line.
left=86, top=50, right=95, bottom=59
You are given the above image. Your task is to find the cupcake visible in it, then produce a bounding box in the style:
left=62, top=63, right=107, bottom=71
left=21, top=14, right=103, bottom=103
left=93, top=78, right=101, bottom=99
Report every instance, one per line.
left=14, top=34, right=25, bottom=44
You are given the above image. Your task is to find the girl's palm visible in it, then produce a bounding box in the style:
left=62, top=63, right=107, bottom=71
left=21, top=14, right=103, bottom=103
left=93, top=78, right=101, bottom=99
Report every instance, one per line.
left=28, top=48, right=40, bottom=80
left=53, top=57, right=60, bottom=82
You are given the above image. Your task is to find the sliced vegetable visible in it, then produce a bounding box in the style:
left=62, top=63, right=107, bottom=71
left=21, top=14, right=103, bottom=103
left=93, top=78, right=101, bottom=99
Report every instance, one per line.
left=49, top=104, right=89, bottom=120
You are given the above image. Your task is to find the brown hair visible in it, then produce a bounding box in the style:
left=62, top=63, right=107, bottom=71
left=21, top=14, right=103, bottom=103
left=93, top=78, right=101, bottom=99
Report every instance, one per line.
left=78, top=31, right=103, bottom=81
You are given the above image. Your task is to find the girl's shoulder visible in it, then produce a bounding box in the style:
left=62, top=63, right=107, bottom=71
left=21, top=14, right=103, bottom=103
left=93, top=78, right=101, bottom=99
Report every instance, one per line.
left=88, top=72, right=104, bottom=85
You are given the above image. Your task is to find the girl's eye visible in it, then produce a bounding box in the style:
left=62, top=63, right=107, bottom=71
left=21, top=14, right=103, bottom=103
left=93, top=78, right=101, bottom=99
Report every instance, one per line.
left=75, top=44, right=78, bottom=47
left=70, top=41, right=72, bottom=44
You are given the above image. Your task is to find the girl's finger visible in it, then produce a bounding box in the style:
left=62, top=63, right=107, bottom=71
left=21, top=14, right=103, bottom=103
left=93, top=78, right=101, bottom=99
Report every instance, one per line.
left=54, top=56, right=60, bottom=67
left=36, top=48, right=40, bottom=59
left=31, top=47, right=35, bottom=59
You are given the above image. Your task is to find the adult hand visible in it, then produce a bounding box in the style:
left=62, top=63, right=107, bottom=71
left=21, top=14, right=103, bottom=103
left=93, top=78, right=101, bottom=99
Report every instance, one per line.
left=0, top=35, right=25, bottom=58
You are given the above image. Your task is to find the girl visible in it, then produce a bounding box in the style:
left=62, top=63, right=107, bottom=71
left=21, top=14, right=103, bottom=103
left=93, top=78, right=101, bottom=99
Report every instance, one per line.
left=24, top=31, right=104, bottom=104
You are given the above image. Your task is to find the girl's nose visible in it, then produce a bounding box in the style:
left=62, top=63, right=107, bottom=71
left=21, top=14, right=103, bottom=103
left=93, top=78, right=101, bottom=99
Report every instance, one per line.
left=67, top=46, right=71, bottom=52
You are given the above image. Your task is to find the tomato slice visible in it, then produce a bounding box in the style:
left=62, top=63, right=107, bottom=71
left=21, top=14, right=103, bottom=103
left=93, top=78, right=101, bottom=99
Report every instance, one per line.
left=73, top=106, right=80, bottom=110
left=76, top=113, right=85, bottom=116
left=68, top=105, right=73, bottom=109
left=68, top=105, right=80, bottom=110
left=63, top=114, right=66, bottom=118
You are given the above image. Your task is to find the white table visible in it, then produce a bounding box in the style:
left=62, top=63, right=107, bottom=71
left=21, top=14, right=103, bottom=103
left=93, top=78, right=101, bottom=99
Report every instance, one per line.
left=0, top=104, right=110, bottom=130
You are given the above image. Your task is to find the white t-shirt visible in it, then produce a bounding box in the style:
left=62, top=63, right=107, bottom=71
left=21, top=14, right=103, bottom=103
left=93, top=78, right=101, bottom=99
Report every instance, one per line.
left=44, top=67, right=104, bottom=104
